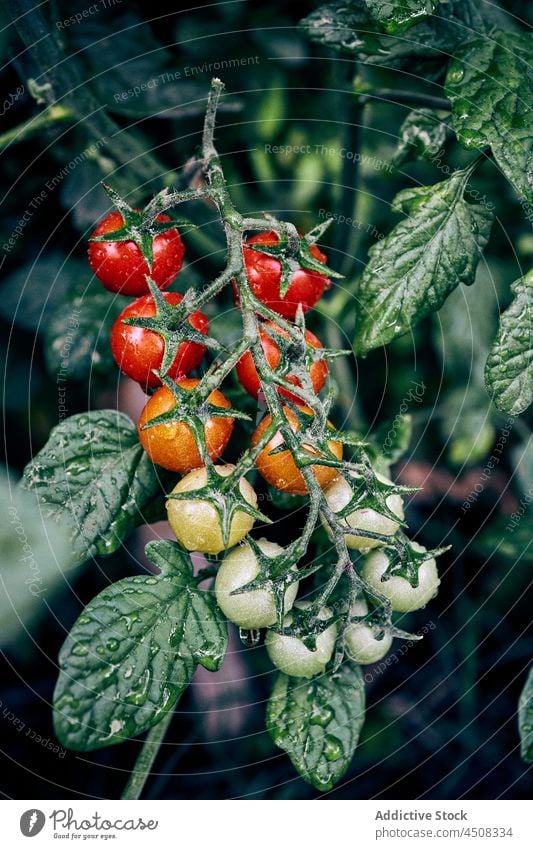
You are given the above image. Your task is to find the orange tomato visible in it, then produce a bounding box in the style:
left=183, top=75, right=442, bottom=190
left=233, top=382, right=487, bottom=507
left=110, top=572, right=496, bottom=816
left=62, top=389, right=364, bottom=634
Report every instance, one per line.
left=252, top=404, right=342, bottom=495
left=138, top=378, right=233, bottom=473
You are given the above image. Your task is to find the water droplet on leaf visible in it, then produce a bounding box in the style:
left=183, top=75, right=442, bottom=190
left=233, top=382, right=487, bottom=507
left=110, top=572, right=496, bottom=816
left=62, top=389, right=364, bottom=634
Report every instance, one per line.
left=310, top=704, right=334, bottom=727
left=124, top=669, right=151, bottom=705
left=324, top=734, right=343, bottom=762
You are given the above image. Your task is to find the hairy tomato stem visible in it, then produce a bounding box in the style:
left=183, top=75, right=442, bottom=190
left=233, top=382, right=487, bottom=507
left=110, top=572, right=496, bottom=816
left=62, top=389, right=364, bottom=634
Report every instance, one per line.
left=121, top=711, right=174, bottom=800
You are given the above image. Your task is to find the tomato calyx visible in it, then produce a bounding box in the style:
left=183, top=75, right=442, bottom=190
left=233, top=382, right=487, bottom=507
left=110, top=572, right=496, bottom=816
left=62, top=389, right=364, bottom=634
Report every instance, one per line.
left=225, top=536, right=318, bottom=629
left=139, top=374, right=249, bottom=462
left=269, top=600, right=338, bottom=653
left=89, top=182, right=188, bottom=272
left=245, top=221, right=342, bottom=298
left=166, top=464, right=270, bottom=549
left=237, top=319, right=333, bottom=402
left=270, top=403, right=342, bottom=470
left=380, top=534, right=451, bottom=587
left=121, top=277, right=223, bottom=376
left=263, top=319, right=345, bottom=375
left=344, top=599, right=414, bottom=643
left=333, top=468, right=412, bottom=527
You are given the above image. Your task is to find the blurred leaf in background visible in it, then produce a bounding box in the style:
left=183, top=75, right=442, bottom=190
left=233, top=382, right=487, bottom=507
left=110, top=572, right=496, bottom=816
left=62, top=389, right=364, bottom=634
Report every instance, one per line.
left=0, top=470, right=71, bottom=646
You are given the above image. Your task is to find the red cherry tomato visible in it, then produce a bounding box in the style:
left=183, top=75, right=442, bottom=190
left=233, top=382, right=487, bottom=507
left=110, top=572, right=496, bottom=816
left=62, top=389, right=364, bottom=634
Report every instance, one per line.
left=241, top=231, right=330, bottom=319
left=252, top=404, right=342, bottom=495
left=111, top=292, right=208, bottom=390
left=236, top=321, right=328, bottom=403
left=138, top=378, right=234, bottom=474
left=88, top=211, right=185, bottom=296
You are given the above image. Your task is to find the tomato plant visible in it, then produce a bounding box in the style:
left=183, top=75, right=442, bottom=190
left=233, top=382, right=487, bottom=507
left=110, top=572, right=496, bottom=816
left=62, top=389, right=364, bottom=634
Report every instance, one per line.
left=2, top=0, right=531, bottom=806
left=343, top=598, right=393, bottom=664
left=323, top=472, right=405, bottom=551
left=22, top=85, right=436, bottom=793
left=265, top=603, right=338, bottom=679
left=361, top=542, right=441, bottom=613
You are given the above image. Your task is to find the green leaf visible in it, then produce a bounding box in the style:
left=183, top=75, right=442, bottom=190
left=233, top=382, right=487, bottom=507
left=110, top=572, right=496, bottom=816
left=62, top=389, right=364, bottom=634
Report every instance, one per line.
left=354, top=170, right=493, bottom=355
left=21, top=411, right=162, bottom=567
left=485, top=271, right=532, bottom=415
left=45, top=283, right=128, bottom=382
left=519, top=666, right=533, bottom=764
left=445, top=32, right=533, bottom=203
left=364, top=0, right=437, bottom=34
left=53, top=541, right=227, bottom=751
left=266, top=663, right=365, bottom=791
left=300, top=0, right=513, bottom=72
left=393, top=108, right=449, bottom=166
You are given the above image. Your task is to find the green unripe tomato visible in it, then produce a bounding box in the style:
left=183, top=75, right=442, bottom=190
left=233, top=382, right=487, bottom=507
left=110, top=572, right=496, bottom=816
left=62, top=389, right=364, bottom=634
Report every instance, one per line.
left=215, top=539, right=299, bottom=629
left=344, top=623, right=393, bottom=665
left=350, top=597, right=369, bottom=617
left=166, top=465, right=257, bottom=555
left=361, top=541, right=440, bottom=613
left=323, top=473, right=404, bottom=552
left=343, top=596, right=393, bottom=664
left=265, top=604, right=337, bottom=679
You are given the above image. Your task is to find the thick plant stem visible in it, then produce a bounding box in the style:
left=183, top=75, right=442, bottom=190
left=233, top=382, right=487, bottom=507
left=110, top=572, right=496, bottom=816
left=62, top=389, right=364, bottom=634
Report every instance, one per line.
left=121, top=711, right=174, bottom=800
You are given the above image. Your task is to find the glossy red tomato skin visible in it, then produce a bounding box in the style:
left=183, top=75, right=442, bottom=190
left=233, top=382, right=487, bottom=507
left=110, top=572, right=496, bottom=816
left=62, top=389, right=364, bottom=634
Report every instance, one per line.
left=236, top=321, right=328, bottom=403
left=242, top=231, right=330, bottom=319
left=111, top=293, right=208, bottom=390
left=88, top=211, right=185, bottom=296
left=138, top=378, right=234, bottom=473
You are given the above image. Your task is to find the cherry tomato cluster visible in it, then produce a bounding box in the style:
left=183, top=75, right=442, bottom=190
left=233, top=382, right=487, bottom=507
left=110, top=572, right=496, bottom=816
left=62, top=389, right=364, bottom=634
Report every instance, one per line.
left=89, top=209, right=440, bottom=679
left=91, top=215, right=334, bottom=490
